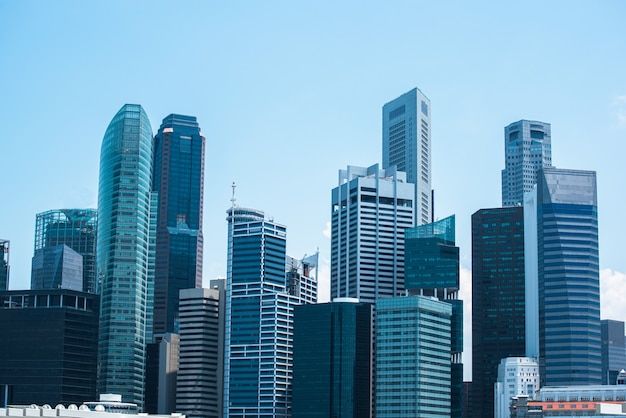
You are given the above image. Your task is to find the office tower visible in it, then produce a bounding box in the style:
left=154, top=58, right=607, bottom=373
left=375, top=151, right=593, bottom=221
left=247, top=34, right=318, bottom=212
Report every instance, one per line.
left=375, top=295, right=452, bottom=418
left=224, top=206, right=318, bottom=418
left=97, top=104, right=153, bottom=407
left=292, top=299, right=373, bottom=418
left=501, top=120, right=552, bottom=207
left=404, top=215, right=463, bottom=418
left=331, top=164, right=414, bottom=303
left=145, top=333, right=179, bottom=414
left=31, top=244, right=83, bottom=291
left=0, top=240, right=9, bottom=291
left=176, top=288, right=223, bottom=418
left=34, top=209, right=98, bottom=293
left=152, top=114, right=205, bottom=335
left=525, top=168, right=601, bottom=386
left=471, top=207, right=526, bottom=418
left=494, top=357, right=540, bottom=418
left=0, top=289, right=99, bottom=405
left=382, top=87, right=432, bottom=225
left=602, top=320, right=626, bottom=385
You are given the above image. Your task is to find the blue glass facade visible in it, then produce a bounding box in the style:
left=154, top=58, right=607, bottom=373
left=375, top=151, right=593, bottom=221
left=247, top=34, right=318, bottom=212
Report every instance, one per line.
left=97, top=104, right=153, bottom=407
left=404, top=215, right=463, bottom=417
left=601, top=320, right=626, bottom=385
left=0, top=240, right=9, bottom=291
left=471, top=207, right=526, bottom=418
left=535, top=168, right=601, bottom=386
left=224, top=207, right=317, bottom=418
left=292, top=300, right=373, bottom=418
left=31, top=244, right=83, bottom=291
left=152, top=114, right=204, bottom=335
left=376, top=295, right=452, bottom=417
left=33, top=209, right=98, bottom=293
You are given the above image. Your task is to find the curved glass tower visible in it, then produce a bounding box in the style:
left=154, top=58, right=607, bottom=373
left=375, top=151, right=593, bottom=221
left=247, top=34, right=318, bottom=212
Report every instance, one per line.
left=97, top=104, right=153, bottom=407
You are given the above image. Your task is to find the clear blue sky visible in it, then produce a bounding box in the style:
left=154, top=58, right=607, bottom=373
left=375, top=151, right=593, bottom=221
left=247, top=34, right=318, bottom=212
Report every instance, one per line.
left=1, top=1, right=625, bottom=379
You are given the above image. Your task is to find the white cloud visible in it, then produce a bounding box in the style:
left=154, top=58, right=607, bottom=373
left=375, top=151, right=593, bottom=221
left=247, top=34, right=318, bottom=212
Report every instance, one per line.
left=459, top=266, right=473, bottom=381
left=322, top=220, right=331, bottom=239
left=612, top=95, right=626, bottom=126
left=316, top=256, right=331, bottom=303
left=601, top=268, right=626, bottom=322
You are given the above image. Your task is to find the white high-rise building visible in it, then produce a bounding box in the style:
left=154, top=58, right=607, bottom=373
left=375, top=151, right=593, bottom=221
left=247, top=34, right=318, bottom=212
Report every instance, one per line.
left=382, top=87, right=432, bottom=225
left=501, top=120, right=552, bottom=207
left=331, top=164, right=415, bottom=303
left=494, top=357, right=540, bottom=418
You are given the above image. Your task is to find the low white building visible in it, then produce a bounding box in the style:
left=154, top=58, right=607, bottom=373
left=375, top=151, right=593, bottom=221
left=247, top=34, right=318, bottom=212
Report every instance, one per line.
left=494, top=357, right=540, bottom=418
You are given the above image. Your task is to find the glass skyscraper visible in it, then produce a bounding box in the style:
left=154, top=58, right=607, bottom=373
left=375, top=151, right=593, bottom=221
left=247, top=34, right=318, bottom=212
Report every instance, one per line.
left=331, top=164, right=414, bottom=303
left=501, top=120, right=552, bottom=207
left=152, top=114, right=205, bottom=335
left=601, top=320, right=626, bottom=385
left=33, top=209, right=97, bottom=293
left=31, top=244, right=83, bottom=291
left=382, top=87, right=432, bottom=225
left=292, top=299, right=373, bottom=418
left=525, top=168, right=601, bottom=386
left=97, top=104, right=153, bottom=407
left=404, top=215, right=463, bottom=418
left=0, top=240, right=9, bottom=291
left=471, top=207, right=526, bottom=418
left=224, top=207, right=318, bottom=418
left=375, top=295, right=452, bottom=417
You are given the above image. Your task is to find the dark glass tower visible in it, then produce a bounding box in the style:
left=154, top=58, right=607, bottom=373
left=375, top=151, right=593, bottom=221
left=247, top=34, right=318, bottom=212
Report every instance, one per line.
left=0, top=289, right=99, bottom=406
left=97, top=104, right=153, bottom=407
left=601, top=320, right=626, bottom=385
left=404, top=215, right=463, bottom=418
left=527, top=168, right=601, bottom=386
left=31, top=244, right=83, bottom=291
left=471, top=207, right=526, bottom=418
left=292, top=300, right=373, bottom=418
left=34, top=209, right=98, bottom=293
left=0, top=240, right=9, bottom=291
left=152, top=114, right=205, bottom=335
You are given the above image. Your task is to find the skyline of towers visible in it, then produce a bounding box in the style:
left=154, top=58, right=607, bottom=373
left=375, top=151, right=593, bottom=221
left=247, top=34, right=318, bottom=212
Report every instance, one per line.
left=330, top=164, right=414, bottom=303
left=471, top=207, right=527, bottom=418
left=152, top=114, right=205, bottom=335
left=382, top=87, right=433, bottom=225
left=223, top=206, right=318, bottom=418
left=501, top=119, right=552, bottom=207
left=525, top=168, right=601, bottom=386
left=96, top=104, right=154, bottom=407
left=292, top=299, right=373, bottom=418
left=33, top=209, right=98, bottom=293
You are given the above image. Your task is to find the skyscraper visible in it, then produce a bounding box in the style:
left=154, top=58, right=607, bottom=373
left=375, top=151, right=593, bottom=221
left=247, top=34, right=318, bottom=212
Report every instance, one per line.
left=0, top=240, right=9, bottom=291
left=494, top=357, right=540, bottom=418
left=292, top=299, right=373, bottom=418
left=34, top=209, right=98, bottom=293
left=525, top=168, right=601, bottom=386
left=382, top=87, right=432, bottom=225
left=224, top=206, right=318, bottom=418
left=0, top=289, right=99, bottom=406
left=501, top=120, right=552, bottom=207
left=97, top=104, right=153, bottom=407
left=471, top=207, right=526, bottom=418
left=375, top=295, right=452, bottom=418
left=176, top=287, right=223, bottom=418
left=601, top=320, right=626, bottom=385
left=152, top=114, right=205, bottom=335
left=331, top=164, right=414, bottom=303
left=404, top=215, right=463, bottom=418
left=31, top=244, right=83, bottom=291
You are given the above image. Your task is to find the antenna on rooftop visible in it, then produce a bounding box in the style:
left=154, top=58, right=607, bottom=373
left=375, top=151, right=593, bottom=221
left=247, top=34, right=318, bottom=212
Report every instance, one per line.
left=231, top=182, right=237, bottom=208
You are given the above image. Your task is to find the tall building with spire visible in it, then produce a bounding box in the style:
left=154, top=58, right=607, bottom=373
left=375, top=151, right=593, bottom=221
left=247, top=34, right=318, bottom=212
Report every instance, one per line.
left=223, top=203, right=318, bottom=418
left=501, top=120, right=552, bottom=206
left=97, top=104, right=154, bottom=407
left=382, top=87, right=432, bottom=225
left=152, top=114, right=205, bottom=335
